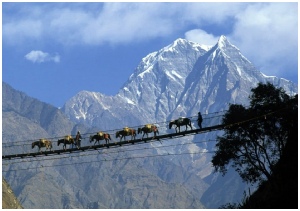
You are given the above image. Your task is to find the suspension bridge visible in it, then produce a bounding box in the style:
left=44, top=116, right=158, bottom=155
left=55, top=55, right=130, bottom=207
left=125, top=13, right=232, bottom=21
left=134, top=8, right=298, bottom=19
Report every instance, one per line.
left=2, top=124, right=225, bottom=160
left=3, top=106, right=278, bottom=161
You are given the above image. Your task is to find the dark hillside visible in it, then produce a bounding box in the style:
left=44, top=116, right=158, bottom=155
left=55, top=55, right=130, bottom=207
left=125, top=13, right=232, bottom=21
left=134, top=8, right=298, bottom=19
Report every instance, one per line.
left=2, top=177, right=23, bottom=209
left=240, top=130, right=298, bottom=208
left=240, top=96, right=298, bottom=209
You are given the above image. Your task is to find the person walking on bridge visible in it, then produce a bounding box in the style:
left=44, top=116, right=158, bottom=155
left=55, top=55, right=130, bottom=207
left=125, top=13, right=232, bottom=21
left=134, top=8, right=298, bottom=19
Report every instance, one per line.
left=197, top=112, right=203, bottom=129
left=75, top=131, right=82, bottom=148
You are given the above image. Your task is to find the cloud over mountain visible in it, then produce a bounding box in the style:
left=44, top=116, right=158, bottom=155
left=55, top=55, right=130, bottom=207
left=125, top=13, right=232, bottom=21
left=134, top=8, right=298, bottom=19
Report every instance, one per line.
left=3, top=2, right=297, bottom=83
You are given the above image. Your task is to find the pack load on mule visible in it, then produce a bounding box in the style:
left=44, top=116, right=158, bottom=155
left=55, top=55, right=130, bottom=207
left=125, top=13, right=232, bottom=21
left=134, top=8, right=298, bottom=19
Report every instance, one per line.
left=65, top=135, right=72, bottom=141
left=97, top=131, right=104, bottom=136
left=177, top=117, right=184, bottom=123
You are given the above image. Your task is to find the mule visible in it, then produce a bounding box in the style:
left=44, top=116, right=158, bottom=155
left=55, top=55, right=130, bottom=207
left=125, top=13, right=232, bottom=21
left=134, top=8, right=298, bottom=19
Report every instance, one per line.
left=90, top=132, right=111, bottom=145
left=138, top=124, right=159, bottom=139
left=32, top=139, right=52, bottom=152
left=57, top=137, right=75, bottom=150
left=116, top=128, right=136, bottom=142
left=169, top=117, right=192, bottom=133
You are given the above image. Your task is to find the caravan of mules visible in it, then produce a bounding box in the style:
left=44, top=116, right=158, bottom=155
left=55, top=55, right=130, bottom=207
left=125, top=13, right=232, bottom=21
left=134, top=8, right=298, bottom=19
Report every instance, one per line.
left=31, top=116, right=199, bottom=151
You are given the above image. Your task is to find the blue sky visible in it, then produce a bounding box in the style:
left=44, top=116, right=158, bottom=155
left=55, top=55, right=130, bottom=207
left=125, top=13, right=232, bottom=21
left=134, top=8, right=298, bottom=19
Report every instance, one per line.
left=2, top=2, right=298, bottom=108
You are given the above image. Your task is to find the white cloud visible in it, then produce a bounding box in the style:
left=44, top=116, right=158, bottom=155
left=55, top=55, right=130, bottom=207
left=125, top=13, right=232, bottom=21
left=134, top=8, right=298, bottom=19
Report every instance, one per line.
left=3, top=2, right=298, bottom=80
left=25, top=50, right=60, bottom=63
left=228, top=3, right=297, bottom=77
left=4, top=3, right=242, bottom=46
left=3, top=20, right=42, bottom=44
left=3, top=3, right=297, bottom=48
left=49, top=3, right=178, bottom=45
left=181, top=2, right=246, bottom=24
left=184, top=29, right=218, bottom=46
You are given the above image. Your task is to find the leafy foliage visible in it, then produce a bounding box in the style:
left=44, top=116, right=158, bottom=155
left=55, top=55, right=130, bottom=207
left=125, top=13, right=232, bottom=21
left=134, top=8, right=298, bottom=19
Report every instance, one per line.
left=212, top=82, right=297, bottom=184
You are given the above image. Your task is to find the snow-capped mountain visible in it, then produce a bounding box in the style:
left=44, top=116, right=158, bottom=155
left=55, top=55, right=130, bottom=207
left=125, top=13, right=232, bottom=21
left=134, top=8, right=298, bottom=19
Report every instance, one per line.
left=62, top=38, right=211, bottom=127
left=118, top=38, right=210, bottom=121
left=170, top=35, right=297, bottom=117
left=61, top=35, right=297, bottom=207
left=62, top=36, right=296, bottom=129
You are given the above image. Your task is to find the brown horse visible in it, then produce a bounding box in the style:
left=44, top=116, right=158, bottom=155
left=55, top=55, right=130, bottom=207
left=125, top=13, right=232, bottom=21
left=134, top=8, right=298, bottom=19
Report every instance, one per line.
left=57, top=135, right=75, bottom=150
left=116, top=127, right=136, bottom=142
left=90, top=132, right=111, bottom=145
left=32, top=139, right=52, bottom=152
left=169, top=117, right=192, bottom=133
left=138, top=124, right=159, bottom=139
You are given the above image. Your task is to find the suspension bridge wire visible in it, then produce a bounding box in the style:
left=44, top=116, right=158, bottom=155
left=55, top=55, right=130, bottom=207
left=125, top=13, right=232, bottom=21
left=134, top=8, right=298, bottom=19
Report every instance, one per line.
left=2, top=110, right=227, bottom=147
left=2, top=139, right=217, bottom=166
left=2, top=149, right=217, bottom=173
left=2, top=122, right=220, bottom=160
left=3, top=138, right=213, bottom=165
left=5, top=139, right=212, bottom=164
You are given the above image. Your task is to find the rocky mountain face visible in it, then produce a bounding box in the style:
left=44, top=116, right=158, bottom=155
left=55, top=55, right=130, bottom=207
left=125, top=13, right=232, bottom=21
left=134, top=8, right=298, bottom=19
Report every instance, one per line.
left=3, top=35, right=297, bottom=209
left=62, top=38, right=210, bottom=127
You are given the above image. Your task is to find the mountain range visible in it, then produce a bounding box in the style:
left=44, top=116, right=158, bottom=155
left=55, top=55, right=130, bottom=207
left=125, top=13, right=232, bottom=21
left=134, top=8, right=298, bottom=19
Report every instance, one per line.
left=2, top=35, right=297, bottom=208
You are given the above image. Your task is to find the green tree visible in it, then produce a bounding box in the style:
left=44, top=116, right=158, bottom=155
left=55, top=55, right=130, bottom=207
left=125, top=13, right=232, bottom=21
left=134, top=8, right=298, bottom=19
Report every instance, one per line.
left=212, top=82, right=297, bottom=184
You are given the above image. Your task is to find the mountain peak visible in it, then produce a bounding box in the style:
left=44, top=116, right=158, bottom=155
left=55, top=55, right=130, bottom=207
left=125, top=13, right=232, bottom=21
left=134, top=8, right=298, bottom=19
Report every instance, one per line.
left=169, top=38, right=212, bottom=52
left=217, top=35, right=231, bottom=49
left=166, top=38, right=193, bottom=50
left=214, top=35, right=243, bottom=61
left=174, top=38, right=187, bottom=45
left=219, top=35, right=227, bottom=41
